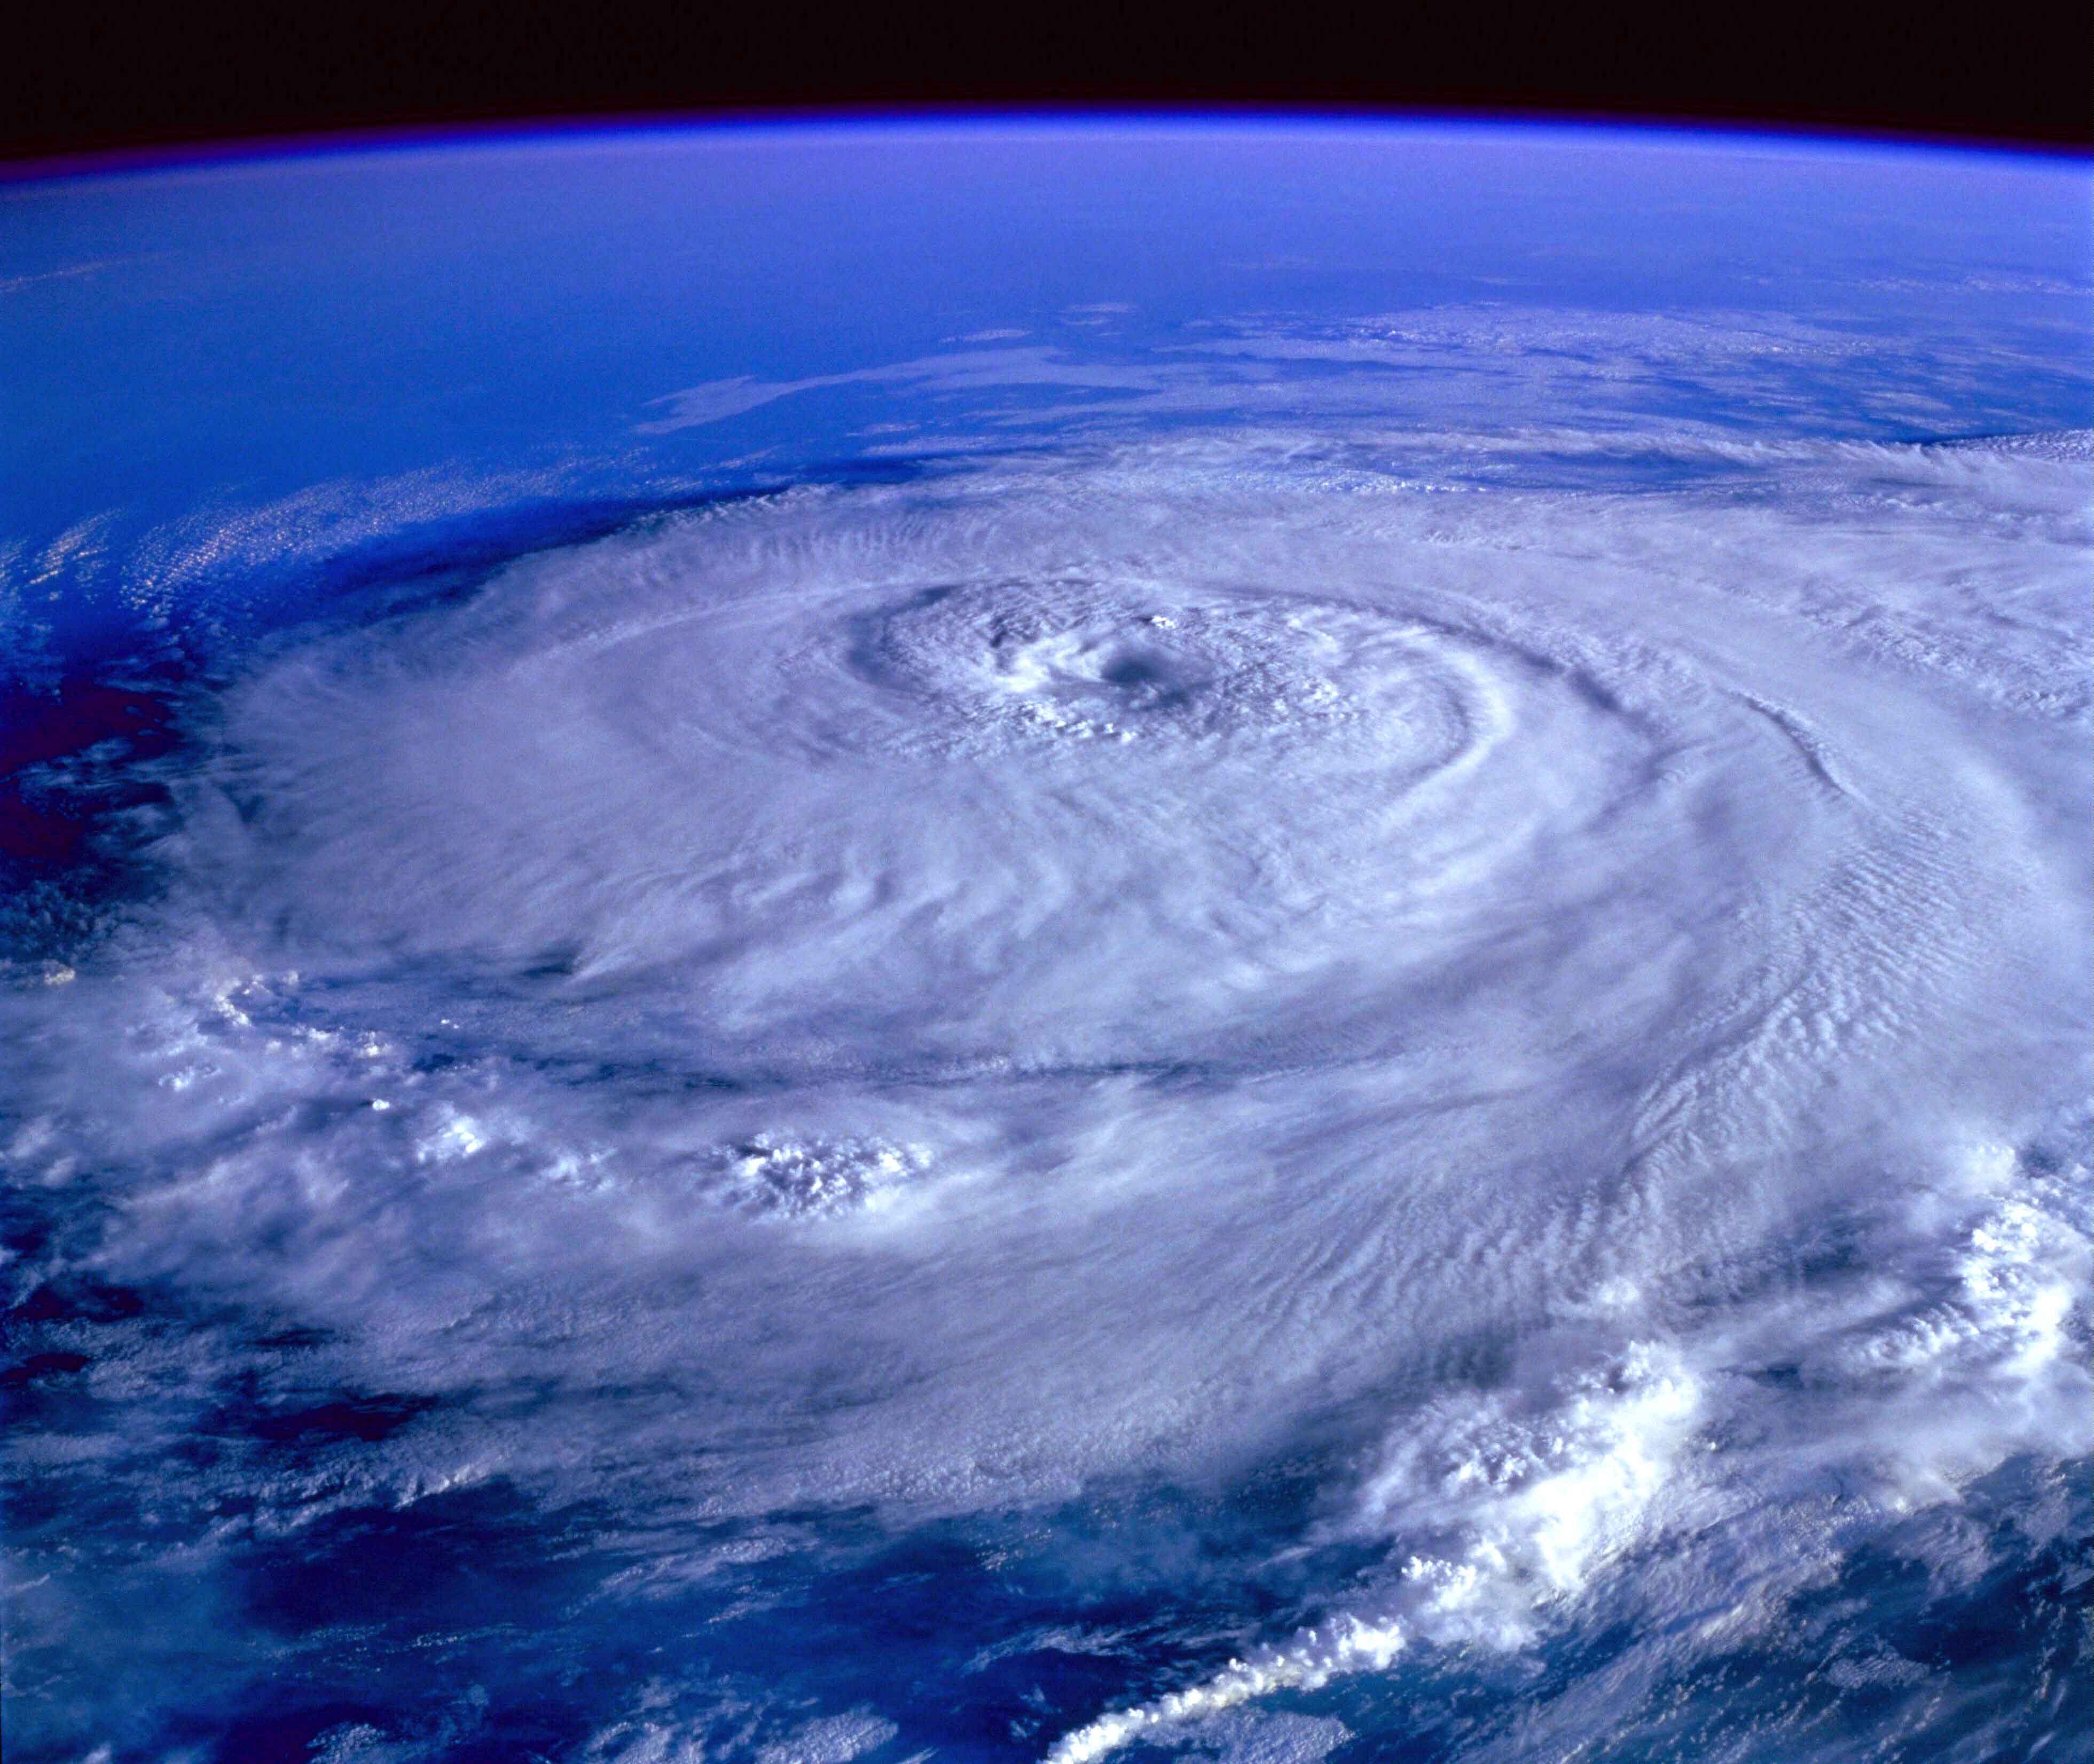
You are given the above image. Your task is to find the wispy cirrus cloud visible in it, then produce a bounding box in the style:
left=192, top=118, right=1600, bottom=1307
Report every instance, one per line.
left=635, top=347, right=1166, bottom=433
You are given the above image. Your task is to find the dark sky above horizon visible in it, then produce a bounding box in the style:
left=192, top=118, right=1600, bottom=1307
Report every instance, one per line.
left=7, top=3, right=2088, bottom=166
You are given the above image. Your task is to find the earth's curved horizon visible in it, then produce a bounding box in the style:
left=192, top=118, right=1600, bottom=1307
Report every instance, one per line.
left=3, top=117, right=2089, bottom=1764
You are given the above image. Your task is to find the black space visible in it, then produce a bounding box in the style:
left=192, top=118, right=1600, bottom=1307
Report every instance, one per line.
left=5, top=2, right=2089, bottom=166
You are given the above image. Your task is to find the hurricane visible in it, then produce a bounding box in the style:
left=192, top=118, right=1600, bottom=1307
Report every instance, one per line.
left=3, top=123, right=2090, bottom=1764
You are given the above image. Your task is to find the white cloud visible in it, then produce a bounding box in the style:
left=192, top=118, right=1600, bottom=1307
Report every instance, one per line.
left=10, top=423, right=2088, bottom=1761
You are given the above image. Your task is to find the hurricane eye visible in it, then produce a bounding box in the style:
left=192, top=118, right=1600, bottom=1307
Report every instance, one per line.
left=1100, top=650, right=1166, bottom=689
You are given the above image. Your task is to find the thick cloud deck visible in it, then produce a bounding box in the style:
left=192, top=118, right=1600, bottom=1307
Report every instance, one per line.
left=6, top=430, right=2090, bottom=1764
